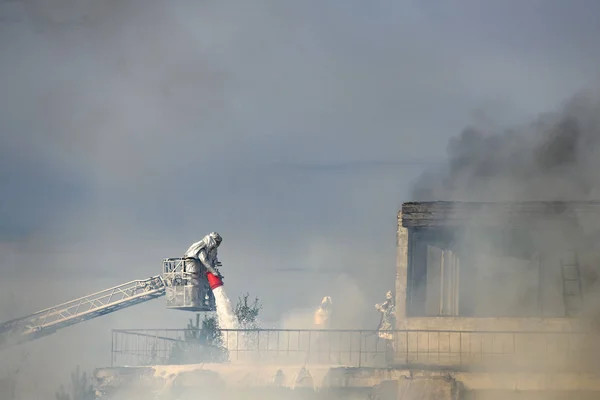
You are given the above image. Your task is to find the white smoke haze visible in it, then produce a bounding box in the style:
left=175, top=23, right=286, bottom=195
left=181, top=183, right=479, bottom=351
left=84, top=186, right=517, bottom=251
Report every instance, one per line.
left=2, top=0, right=600, bottom=398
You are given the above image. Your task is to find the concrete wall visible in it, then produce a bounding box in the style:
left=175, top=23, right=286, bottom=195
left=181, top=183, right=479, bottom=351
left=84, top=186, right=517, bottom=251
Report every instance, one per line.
left=392, top=322, right=600, bottom=372
left=93, top=364, right=460, bottom=399
left=401, top=316, right=588, bottom=331
left=395, top=211, right=408, bottom=324
left=94, top=365, right=600, bottom=399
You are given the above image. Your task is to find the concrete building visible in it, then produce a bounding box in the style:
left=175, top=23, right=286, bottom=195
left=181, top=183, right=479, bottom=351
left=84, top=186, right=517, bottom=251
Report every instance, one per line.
left=392, top=201, right=600, bottom=398
left=395, top=201, right=600, bottom=326
left=94, top=201, right=600, bottom=399
left=396, top=201, right=600, bottom=321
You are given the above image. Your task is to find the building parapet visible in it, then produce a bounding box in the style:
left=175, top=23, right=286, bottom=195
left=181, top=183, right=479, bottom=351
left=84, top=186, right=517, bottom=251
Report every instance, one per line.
left=110, top=328, right=600, bottom=373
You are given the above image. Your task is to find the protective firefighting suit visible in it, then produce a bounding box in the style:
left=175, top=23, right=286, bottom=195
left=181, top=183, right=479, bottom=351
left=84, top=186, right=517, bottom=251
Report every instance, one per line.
left=375, top=291, right=395, bottom=340
left=314, top=296, right=332, bottom=328
left=183, top=232, right=223, bottom=301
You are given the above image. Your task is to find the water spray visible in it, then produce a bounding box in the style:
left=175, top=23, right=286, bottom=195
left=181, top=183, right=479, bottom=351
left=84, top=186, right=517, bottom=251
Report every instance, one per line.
left=206, top=271, right=240, bottom=353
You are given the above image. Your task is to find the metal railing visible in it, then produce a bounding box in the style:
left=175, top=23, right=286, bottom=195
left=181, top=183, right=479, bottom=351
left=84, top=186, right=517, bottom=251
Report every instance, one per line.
left=111, top=328, right=600, bottom=371
left=111, top=329, right=392, bottom=367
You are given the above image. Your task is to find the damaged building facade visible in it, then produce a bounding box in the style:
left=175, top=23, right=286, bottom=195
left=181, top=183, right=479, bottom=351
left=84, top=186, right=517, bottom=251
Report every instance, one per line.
left=394, top=201, right=600, bottom=371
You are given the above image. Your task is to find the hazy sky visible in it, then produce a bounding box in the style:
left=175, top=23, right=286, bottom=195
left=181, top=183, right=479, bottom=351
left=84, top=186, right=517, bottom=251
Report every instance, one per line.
left=1, top=0, right=600, bottom=396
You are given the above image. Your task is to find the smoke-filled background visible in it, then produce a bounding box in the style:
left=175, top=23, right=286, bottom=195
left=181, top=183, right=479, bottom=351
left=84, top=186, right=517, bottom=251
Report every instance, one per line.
left=2, top=0, right=600, bottom=397
left=412, top=94, right=600, bottom=202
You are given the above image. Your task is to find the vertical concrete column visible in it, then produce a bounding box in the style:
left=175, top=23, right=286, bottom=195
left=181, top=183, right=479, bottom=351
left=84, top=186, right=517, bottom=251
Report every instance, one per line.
left=396, top=211, right=409, bottom=326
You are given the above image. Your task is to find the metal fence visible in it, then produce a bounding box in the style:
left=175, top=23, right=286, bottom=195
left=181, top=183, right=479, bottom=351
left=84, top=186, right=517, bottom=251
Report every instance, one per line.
left=111, top=328, right=600, bottom=372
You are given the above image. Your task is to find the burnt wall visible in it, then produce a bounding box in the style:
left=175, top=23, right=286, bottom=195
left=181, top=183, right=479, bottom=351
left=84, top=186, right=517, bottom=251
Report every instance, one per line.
left=400, top=201, right=600, bottom=319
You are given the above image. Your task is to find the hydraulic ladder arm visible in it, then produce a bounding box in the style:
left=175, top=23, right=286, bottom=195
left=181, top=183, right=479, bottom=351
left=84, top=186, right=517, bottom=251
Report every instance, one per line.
left=0, top=276, right=166, bottom=349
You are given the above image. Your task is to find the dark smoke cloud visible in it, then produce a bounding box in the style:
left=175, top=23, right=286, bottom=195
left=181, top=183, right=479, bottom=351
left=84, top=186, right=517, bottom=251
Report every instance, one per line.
left=410, top=92, right=600, bottom=377
left=411, top=93, right=600, bottom=202
left=2, top=0, right=600, bottom=397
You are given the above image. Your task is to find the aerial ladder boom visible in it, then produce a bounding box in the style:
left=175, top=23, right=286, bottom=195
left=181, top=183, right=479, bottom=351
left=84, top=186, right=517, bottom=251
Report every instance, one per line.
left=0, top=258, right=217, bottom=350
left=0, top=276, right=166, bottom=349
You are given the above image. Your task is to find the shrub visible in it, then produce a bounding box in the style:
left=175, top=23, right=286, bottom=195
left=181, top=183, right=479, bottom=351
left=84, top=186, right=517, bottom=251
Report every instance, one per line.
left=168, top=292, right=262, bottom=364
left=55, top=366, right=94, bottom=400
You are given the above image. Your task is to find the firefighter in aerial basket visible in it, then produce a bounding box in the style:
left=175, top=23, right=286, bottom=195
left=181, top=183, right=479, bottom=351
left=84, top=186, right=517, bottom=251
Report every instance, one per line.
left=183, top=232, right=224, bottom=301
